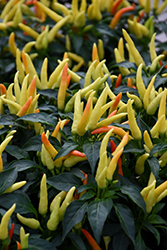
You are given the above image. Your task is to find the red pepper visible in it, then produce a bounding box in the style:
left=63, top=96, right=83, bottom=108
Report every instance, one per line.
left=109, top=4, right=135, bottom=29
left=136, top=10, right=145, bottom=22
left=109, top=92, right=122, bottom=113
left=159, top=60, right=167, bottom=69
left=17, top=241, right=22, bottom=249
left=6, top=223, right=15, bottom=250
left=127, top=78, right=136, bottom=89
left=110, top=140, right=123, bottom=176
left=107, top=110, right=117, bottom=118
left=114, top=73, right=122, bottom=88
left=69, top=150, right=86, bottom=157
left=81, top=229, right=102, bottom=250
left=111, top=0, right=123, bottom=14
left=0, top=84, right=7, bottom=96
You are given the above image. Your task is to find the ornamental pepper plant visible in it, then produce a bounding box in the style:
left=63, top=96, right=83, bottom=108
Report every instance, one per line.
left=0, top=0, right=167, bottom=250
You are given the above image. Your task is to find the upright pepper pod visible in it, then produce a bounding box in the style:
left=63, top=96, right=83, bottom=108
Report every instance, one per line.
left=50, top=190, right=66, bottom=212
left=157, top=88, right=167, bottom=134
left=106, top=148, right=124, bottom=181
left=143, top=74, right=157, bottom=110
left=135, top=153, right=149, bottom=175
left=122, top=29, right=145, bottom=67
left=127, top=99, right=142, bottom=140
left=57, top=62, right=70, bottom=111
left=47, top=197, right=61, bottom=231
left=96, top=129, right=114, bottom=181
left=59, top=186, right=76, bottom=221
left=0, top=203, right=16, bottom=240
left=146, top=90, right=164, bottom=115
left=8, top=32, right=18, bottom=57
left=38, top=173, right=48, bottom=216
left=96, top=166, right=108, bottom=189
left=20, top=227, right=29, bottom=249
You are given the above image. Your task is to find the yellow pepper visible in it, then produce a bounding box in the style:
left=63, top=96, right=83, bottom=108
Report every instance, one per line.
left=106, top=148, right=123, bottom=180
left=0, top=203, right=16, bottom=240
left=8, top=32, right=17, bottom=57
left=47, top=197, right=61, bottom=231
left=122, top=29, right=145, bottom=67
left=18, top=23, right=39, bottom=39
left=38, top=173, right=48, bottom=216
left=143, top=74, right=157, bottom=110
left=4, top=181, right=26, bottom=193
left=127, top=99, right=142, bottom=140
left=135, top=153, right=149, bottom=175
left=59, top=186, right=76, bottom=221
left=17, top=214, right=40, bottom=230
left=20, top=227, right=29, bottom=249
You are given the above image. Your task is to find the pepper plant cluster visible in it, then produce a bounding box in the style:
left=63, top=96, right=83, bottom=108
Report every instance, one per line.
left=0, top=0, right=167, bottom=249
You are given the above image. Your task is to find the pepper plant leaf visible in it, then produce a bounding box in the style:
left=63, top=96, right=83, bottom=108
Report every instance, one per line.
left=5, top=145, right=29, bottom=159
left=135, top=231, right=146, bottom=250
left=83, top=141, right=101, bottom=174
left=0, top=192, right=37, bottom=216
left=150, top=142, right=167, bottom=156
left=8, top=160, right=41, bottom=172
left=112, top=230, right=131, bottom=250
left=47, top=173, right=82, bottom=191
left=120, top=185, right=146, bottom=213
left=114, top=203, right=135, bottom=245
left=142, top=221, right=160, bottom=245
left=27, top=236, right=58, bottom=250
left=16, top=112, right=57, bottom=126
left=87, top=199, right=113, bottom=244
left=54, top=141, right=78, bottom=160
left=124, top=140, right=145, bottom=154
left=68, top=232, right=86, bottom=250
left=62, top=200, right=88, bottom=240
left=146, top=156, right=159, bottom=179
left=0, top=167, right=18, bottom=195
left=22, top=135, right=42, bottom=152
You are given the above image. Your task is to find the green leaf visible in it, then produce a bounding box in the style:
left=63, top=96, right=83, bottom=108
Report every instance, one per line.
left=16, top=112, right=56, bottom=126
left=27, top=237, right=57, bottom=250
left=146, top=156, right=159, bottom=179
left=135, top=231, right=146, bottom=250
left=72, top=34, right=83, bottom=54
left=8, top=160, right=41, bottom=172
left=117, top=61, right=137, bottom=69
left=114, top=203, right=135, bottom=245
left=38, top=89, right=58, bottom=99
left=54, top=141, right=78, bottom=160
left=83, top=141, right=101, bottom=174
left=0, top=168, right=18, bottom=195
left=87, top=199, right=113, bottom=244
left=22, top=135, right=42, bottom=151
left=114, top=86, right=138, bottom=95
left=120, top=185, right=146, bottom=213
left=47, top=173, right=82, bottom=191
left=150, top=142, right=167, bottom=156
left=147, top=214, right=167, bottom=225
left=62, top=200, right=88, bottom=240
left=79, top=190, right=96, bottom=201
left=152, top=203, right=166, bottom=214
left=68, top=232, right=86, bottom=250
left=112, top=230, right=131, bottom=250
left=124, top=140, right=144, bottom=154
left=142, top=221, right=160, bottom=245
left=0, top=114, right=25, bottom=127
left=5, top=145, right=29, bottom=159
left=0, top=192, right=37, bottom=216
